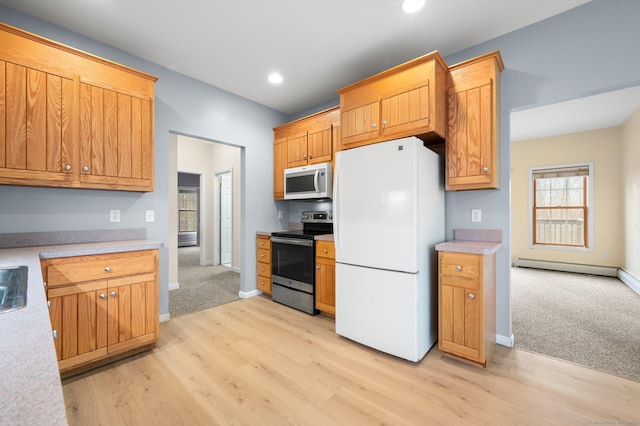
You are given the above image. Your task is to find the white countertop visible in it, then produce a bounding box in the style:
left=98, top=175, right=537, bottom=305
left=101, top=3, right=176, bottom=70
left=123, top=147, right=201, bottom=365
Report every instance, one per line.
left=0, top=240, right=163, bottom=426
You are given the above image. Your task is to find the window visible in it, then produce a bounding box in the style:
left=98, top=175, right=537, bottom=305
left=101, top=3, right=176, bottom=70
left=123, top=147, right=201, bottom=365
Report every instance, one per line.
left=530, top=163, right=593, bottom=249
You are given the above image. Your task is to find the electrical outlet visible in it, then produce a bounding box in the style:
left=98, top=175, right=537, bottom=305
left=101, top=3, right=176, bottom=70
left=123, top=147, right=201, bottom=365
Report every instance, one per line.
left=146, top=210, right=155, bottom=223
left=110, top=209, right=121, bottom=223
left=471, top=209, right=482, bottom=223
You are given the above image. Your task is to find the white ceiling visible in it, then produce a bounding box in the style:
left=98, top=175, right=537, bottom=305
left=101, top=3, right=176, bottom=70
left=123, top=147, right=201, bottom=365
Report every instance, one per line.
left=0, top=0, right=591, bottom=115
left=510, top=85, right=640, bottom=142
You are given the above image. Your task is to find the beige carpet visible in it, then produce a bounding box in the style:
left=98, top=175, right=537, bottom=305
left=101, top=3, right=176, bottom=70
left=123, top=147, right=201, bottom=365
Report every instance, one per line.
left=512, top=267, right=640, bottom=382
left=169, top=247, right=240, bottom=318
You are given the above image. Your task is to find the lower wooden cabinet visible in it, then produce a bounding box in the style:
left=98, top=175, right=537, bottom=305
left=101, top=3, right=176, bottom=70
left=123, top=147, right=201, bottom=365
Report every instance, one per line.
left=256, top=234, right=272, bottom=295
left=42, top=249, right=158, bottom=376
left=438, top=250, right=496, bottom=367
left=315, top=240, right=335, bottom=315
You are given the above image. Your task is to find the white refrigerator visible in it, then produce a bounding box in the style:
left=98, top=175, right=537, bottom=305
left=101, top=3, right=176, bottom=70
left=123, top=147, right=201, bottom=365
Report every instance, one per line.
left=333, top=137, right=444, bottom=362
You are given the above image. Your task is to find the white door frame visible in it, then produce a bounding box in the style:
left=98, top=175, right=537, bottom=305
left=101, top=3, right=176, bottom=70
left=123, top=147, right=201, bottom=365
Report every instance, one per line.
left=213, top=168, right=233, bottom=267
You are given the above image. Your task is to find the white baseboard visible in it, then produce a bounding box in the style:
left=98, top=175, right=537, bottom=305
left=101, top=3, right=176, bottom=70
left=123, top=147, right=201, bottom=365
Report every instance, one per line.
left=619, top=269, right=640, bottom=296
left=169, top=282, right=179, bottom=291
left=159, top=313, right=171, bottom=323
left=496, top=333, right=514, bottom=348
left=239, top=289, right=261, bottom=299
left=512, top=258, right=618, bottom=277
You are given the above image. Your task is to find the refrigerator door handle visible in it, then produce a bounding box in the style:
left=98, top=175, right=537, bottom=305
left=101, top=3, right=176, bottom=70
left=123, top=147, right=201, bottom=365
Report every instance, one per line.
left=333, top=155, right=340, bottom=257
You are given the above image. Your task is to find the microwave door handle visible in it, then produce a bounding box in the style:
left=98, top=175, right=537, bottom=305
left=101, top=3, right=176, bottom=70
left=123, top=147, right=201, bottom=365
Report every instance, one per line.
left=314, top=170, right=320, bottom=192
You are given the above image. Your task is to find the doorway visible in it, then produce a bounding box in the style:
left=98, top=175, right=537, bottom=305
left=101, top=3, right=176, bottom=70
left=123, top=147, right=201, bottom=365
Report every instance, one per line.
left=169, top=134, right=243, bottom=317
left=216, top=170, right=233, bottom=268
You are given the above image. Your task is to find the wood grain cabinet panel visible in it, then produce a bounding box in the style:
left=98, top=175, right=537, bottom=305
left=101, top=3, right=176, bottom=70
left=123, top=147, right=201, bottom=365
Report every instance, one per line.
left=256, top=235, right=272, bottom=295
left=42, top=249, right=159, bottom=377
left=0, top=60, right=76, bottom=185
left=0, top=23, right=156, bottom=192
left=446, top=51, right=503, bottom=191
left=337, top=51, right=447, bottom=151
left=315, top=240, right=335, bottom=315
left=438, top=250, right=496, bottom=368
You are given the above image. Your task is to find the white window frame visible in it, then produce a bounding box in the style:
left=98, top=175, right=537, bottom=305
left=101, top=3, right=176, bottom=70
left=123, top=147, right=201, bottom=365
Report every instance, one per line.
left=528, top=161, right=594, bottom=252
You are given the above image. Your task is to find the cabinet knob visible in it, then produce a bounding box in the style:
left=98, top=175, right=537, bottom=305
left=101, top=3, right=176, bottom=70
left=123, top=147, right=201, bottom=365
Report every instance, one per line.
left=382, top=120, right=387, bottom=126
left=110, top=291, right=117, bottom=297
left=323, top=249, right=328, bottom=254
left=303, top=154, right=307, bottom=159
left=456, top=265, right=462, bottom=271
left=260, top=254, right=264, bottom=258
left=52, top=330, right=58, bottom=339
left=99, top=293, right=106, bottom=299
left=482, top=167, right=489, bottom=173
left=47, top=301, right=51, bottom=308
left=260, top=268, right=264, bottom=273
left=65, top=164, right=71, bottom=171
left=83, top=166, right=90, bottom=173
left=309, top=153, right=313, bottom=159
left=316, top=266, right=320, bottom=270
left=468, top=293, right=475, bottom=300
left=371, top=123, right=377, bottom=129
left=105, top=266, right=111, bottom=272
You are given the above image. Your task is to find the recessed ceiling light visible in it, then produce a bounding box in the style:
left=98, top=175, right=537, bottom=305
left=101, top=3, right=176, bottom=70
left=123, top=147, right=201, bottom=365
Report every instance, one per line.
left=268, top=73, right=283, bottom=84
left=401, top=0, right=425, bottom=13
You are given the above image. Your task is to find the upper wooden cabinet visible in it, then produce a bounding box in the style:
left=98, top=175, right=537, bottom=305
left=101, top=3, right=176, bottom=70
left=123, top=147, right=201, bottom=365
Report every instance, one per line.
left=273, top=106, right=340, bottom=200
left=446, top=51, right=503, bottom=191
left=0, top=23, right=157, bottom=192
left=337, top=51, right=448, bottom=150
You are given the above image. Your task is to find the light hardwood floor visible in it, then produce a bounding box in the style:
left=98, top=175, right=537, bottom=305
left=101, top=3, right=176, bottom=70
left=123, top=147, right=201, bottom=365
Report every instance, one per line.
left=63, top=296, right=640, bottom=425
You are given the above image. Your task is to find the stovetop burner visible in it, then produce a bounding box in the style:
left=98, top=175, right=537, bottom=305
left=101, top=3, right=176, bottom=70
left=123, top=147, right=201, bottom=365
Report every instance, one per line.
left=271, top=210, right=333, bottom=240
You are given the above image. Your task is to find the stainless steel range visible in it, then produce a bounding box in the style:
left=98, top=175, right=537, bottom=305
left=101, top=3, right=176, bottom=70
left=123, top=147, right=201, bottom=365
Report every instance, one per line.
left=270, top=211, right=333, bottom=315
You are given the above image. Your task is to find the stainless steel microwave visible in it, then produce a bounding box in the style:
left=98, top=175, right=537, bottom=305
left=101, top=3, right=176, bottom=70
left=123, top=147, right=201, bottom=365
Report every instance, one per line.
left=284, top=162, right=332, bottom=200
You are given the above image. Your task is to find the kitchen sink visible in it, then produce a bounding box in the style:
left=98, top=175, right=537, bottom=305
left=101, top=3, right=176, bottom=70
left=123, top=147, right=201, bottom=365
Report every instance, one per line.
left=0, top=266, right=28, bottom=313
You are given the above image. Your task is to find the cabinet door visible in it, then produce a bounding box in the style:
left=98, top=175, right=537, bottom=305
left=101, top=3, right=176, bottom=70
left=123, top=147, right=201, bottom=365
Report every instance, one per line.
left=286, top=132, right=309, bottom=168
left=0, top=61, right=75, bottom=185
left=340, top=101, right=379, bottom=146
left=48, top=281, right=108, bottom=365
left=307, top=128, right=332, bottom=164
left=79, top=82, right=153, bottom=191
left=315, top=257, right=335, bottom=314
left=439, top=283, right=481, bottom=362
left=107, top=273, right=157, bottom=354
left=380, top=84, right=429, bottom=138
left=273, top=135, right=287, bottom=199
left=446, top=80, right=496, bottom=190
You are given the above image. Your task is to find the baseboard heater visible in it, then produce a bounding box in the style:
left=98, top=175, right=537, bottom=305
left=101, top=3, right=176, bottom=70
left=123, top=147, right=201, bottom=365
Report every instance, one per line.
left=512, top=258, right=618, bottom=277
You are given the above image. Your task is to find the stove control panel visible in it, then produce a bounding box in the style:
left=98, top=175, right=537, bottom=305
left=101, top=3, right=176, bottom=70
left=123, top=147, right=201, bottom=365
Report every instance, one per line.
left=301, top=210, right=333, bottom=223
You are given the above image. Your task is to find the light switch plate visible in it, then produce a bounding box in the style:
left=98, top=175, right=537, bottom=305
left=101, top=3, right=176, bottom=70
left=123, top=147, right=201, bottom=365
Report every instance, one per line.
left=110, top=209, right=121, bottom=223
left=146, top=210, right=155, bottom=223
left=471, top=209, right=482, bottom=223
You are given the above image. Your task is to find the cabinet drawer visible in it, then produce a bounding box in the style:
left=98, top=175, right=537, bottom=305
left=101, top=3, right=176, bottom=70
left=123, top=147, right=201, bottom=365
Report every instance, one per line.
left=439, top=252, right=480, bottom=280
left=257, top=236, right=270, bottom=249
left=316, top=240, right=335, bottom=259
left=257, top=276, right=271, bottom=294
left=257, top=248, right=270, bottom=263
left=46, top=250, right=156, bottom=287
left=257, top=261, right=271, bottom=279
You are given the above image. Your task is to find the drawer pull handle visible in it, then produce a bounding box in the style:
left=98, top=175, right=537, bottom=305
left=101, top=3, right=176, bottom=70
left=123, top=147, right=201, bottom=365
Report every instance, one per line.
left=468, top=293, right=475, bottom=300
left=105, top=266, right=112, bottom=272
left=456, top=265, right=462, bottom=271
left=110, top=291, right=117, bottom=297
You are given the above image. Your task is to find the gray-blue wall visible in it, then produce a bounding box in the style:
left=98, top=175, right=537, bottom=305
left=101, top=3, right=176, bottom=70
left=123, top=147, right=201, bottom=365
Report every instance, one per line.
left=1, top=0, right=639, bottom=341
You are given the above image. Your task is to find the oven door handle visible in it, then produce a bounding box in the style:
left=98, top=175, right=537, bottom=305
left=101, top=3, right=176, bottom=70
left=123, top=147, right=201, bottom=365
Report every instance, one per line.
left=271, top=237, right=314, bottom=247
